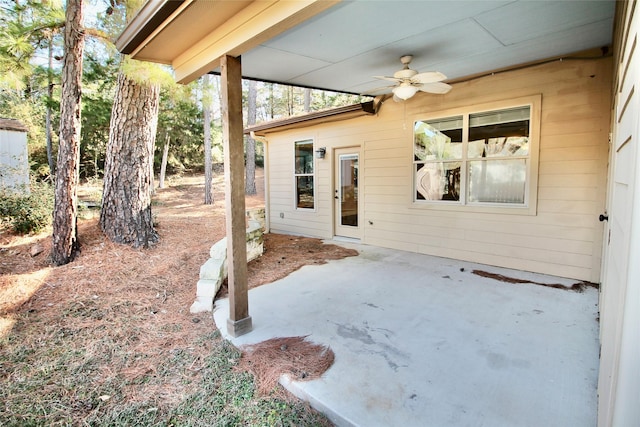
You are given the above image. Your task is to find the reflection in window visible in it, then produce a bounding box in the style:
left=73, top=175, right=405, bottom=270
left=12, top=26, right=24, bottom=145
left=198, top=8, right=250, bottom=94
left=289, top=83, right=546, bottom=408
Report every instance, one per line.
left=414, top=106, right=531, bottom=206
left=294, top=140, right=314, bottom=209
left=416, top=162, right=461, bottom=201
left=414, top=117, right=462, bottom=201
left=340, top=154, right=358, bottom=226
left=468, top=106, right=529, bottom=204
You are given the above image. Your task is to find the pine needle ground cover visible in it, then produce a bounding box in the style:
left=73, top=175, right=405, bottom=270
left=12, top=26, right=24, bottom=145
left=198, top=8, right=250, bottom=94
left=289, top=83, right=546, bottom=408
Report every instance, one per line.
left=0, top=171, right=354, bottom=426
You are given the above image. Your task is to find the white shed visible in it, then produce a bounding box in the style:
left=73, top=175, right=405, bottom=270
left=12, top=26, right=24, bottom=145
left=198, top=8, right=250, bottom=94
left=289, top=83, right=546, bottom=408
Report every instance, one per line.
left=0, top=118, right=29, bottom=194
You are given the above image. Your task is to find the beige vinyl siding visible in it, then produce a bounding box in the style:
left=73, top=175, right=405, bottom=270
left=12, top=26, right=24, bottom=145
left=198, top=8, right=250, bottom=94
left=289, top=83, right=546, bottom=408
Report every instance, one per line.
left=270, top=132, right=335, bottom=237
left=264, top=57, right=611, bottom=281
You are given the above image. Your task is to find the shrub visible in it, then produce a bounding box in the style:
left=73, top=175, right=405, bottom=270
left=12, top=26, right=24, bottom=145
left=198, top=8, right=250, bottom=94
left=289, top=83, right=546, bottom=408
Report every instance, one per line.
left=0, top=179, right=54, bottom=234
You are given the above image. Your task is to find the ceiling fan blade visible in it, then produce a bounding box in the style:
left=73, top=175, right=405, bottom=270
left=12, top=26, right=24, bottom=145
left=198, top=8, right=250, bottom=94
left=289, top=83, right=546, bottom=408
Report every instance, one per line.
left=418, top=81, right=452, bottom=94
left=411, top=71, right=447, bottom=84
left=373, top=75, right=402, bottom=83
left=362, top=85, right=395, bottom=96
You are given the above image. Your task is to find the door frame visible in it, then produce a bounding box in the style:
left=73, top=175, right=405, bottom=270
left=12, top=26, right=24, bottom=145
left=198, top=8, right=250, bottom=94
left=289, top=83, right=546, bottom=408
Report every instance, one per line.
left=333, top=146, right=362, bottom=240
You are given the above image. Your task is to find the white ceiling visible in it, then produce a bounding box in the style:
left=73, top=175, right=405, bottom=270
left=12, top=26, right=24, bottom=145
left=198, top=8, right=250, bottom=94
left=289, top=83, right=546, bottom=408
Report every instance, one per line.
left=237, top=0, right=616, bottom=94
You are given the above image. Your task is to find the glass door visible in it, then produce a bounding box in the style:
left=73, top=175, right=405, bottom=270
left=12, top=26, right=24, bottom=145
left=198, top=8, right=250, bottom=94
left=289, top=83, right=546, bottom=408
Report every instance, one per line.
left=334, top=147, right=361, bottom=239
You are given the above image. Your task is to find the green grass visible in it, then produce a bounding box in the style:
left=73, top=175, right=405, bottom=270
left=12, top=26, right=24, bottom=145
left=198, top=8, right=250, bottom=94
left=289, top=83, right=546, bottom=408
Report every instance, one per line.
left=1, top=172, right=332, bottom=426
left=0, top=311, right=330, bottom=427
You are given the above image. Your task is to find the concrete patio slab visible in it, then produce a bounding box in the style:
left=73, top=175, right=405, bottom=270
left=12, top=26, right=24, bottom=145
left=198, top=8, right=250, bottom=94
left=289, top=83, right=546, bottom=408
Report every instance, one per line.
left=213, top=242, right=599, bottom=427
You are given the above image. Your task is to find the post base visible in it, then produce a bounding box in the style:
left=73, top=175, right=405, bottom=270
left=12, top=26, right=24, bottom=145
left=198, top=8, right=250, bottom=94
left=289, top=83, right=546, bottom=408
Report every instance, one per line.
left=227, top=316, right=252, bottom=337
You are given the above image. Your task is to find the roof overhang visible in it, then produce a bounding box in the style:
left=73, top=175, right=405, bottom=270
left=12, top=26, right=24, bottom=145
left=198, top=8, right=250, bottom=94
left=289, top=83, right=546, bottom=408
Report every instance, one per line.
left=116, top=0, right=339, bottom=84
left=0, top=118, right=28, bottom=132
left=245, top=99, right=381, bottom=137
left=117, top=1, right=615, bottom=95
left=116, top=0, right=186, bottom=56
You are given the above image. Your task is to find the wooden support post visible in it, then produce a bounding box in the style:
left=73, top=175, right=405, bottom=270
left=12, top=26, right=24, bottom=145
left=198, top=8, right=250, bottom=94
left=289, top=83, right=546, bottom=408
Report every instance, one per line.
left=221, top=55, right=252, bottom=337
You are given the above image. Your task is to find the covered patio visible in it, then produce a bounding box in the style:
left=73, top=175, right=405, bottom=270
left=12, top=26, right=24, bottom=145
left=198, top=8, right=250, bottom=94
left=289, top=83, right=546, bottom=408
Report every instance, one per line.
left=214, top=243, right=599, bottom=427
left=116, top=2, right=640, bottom=424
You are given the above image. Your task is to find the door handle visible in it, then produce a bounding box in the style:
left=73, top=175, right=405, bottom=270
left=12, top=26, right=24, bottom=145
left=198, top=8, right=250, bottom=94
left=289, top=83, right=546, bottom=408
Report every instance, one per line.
left=334, top=196, right=339, bottom=199
left=599, top=214, right=609, bottom=222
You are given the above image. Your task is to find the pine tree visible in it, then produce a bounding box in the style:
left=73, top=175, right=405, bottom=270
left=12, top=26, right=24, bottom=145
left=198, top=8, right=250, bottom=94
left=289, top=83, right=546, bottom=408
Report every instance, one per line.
left=245, top=79, right=257, bottom=195
left=100, top=63, right=162, bottom=248
left=51, top=0, right=84, bottom=265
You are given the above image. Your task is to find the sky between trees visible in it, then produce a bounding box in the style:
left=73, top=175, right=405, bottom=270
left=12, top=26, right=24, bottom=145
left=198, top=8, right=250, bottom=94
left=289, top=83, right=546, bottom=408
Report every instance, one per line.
left=0, top=0, right=365, bottom=180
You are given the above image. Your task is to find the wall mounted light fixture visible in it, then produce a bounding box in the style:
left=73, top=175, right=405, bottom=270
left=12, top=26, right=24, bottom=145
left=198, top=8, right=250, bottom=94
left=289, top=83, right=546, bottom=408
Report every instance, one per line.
left=315, top=147, right=326, bottom=159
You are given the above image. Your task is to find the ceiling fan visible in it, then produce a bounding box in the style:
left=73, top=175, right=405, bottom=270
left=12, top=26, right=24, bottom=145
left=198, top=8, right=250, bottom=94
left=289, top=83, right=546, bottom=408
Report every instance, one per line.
left=367, top=55, right=452, bottom=101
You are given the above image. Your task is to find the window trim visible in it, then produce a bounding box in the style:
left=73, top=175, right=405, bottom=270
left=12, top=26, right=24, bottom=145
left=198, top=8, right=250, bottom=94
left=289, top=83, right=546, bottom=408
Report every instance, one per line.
left=293, top=138, right=316, bottom=211
left=411, top=95, right=541, bottom=216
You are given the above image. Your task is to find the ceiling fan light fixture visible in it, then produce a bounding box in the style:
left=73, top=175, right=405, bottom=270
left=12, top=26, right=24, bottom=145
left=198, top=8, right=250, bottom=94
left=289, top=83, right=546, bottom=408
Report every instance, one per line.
left=393, top=84, right=419, bottom=100
left=368, top=55, right=450, bottom=99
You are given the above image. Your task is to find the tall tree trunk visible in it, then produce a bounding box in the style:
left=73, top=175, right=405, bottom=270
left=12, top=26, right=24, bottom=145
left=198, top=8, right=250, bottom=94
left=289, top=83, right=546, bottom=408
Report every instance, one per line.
left=203, top=73, right=214, bottom=204
left=245, top=79, right=257, bottom=195
left=159, top=132, right=169, bottom=189
left=100, top=72, right=160, bottom=248
left=304, top=87, right=311, bottom=112
left=268, top=83, right=274, bottom=119
left=287, top=86, right=294, bottom=115
left=51, top=0, right=84, bottom=266
left=46, top=35, right=55, bottom=178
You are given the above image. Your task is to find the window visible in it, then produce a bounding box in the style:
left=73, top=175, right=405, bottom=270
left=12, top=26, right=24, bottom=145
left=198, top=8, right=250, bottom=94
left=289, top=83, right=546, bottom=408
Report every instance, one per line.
left=294, top=140, right=314, bottom=209
left=414, top=104, right=533, bottom=207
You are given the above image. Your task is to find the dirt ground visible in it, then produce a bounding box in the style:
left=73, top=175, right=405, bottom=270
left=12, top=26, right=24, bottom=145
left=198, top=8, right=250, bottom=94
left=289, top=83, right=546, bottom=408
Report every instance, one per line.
left=0, top=169, right=357, bottom=423
left=1, top=169, right=357, bottom=329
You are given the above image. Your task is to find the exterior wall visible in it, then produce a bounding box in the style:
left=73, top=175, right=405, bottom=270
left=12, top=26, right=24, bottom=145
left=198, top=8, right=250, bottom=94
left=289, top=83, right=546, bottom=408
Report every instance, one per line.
left=597, top=1, right=640, bottom=425
left=266, top=57, right=612, bottom=282
left=0, top=128, right=29, bottom=194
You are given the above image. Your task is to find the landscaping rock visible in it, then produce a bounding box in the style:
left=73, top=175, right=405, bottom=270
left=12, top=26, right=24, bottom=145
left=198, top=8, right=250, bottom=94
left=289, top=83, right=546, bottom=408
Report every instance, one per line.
left=190, top=217, right=264, bottom=313
left=30, top=244, right=45, bottom=257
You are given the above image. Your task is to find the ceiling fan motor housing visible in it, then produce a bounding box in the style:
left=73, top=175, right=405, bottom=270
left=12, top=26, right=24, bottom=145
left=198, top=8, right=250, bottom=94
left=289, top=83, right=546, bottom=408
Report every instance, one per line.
left=394, top=68, right=418, bottom=80
left=400, top=55, right=413, bottom=65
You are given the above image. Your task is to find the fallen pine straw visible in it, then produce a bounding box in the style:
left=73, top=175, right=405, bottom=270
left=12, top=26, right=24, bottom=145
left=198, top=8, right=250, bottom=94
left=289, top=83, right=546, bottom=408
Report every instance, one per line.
left=237, top=336, right=335, bottom=395
left=217, top=234, right=359, bottom=298
left=472, top=269, right=599, bottom=292
left=1, top=171, right=348, bottom=425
